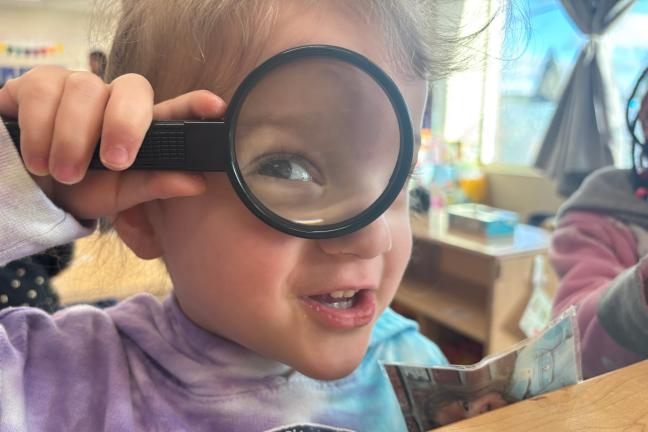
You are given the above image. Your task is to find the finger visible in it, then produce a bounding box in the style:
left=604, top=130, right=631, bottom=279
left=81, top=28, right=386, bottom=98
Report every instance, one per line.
left=100, top=73, right=154, bottom=170
left=56, top=171, right=207, bottom=219
left=0, top=78, right=18, bottom=118
left=114, top=171, right=207, bottom=212
left=49, top=72, right=110, bottom=184
left=153, top=90, right=225, bottom=120
left=14, top=66, right=71, bottom=175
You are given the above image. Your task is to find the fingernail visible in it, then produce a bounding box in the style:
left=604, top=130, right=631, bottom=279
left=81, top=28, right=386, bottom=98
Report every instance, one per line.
left=104, top=146, right=129, bottom=168
left=54, top=163, right=79, bottom=184
left=28, top=157, right=49, bottom=175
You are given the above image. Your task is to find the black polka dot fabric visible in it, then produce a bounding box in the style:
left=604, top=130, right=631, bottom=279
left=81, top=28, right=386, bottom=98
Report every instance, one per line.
left=0, top=244, right=74, bottom=313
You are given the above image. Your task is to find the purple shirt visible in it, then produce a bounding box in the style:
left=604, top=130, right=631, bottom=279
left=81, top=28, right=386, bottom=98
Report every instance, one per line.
left=0, top=294, right=446, bottom=431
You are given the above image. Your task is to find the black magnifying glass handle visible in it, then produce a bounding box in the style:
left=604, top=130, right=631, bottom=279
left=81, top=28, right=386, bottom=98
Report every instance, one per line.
left=3, top=120, right=229, bottom=171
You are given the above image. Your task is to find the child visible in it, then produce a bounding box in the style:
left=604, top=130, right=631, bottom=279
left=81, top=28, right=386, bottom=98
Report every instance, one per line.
left=0, top=1, right=490, bottom=430
left=551, top=69, right=648, bottom=379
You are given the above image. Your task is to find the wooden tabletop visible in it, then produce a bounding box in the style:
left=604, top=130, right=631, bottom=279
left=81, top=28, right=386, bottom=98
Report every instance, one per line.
left=434, top=359, right=648, bottom=431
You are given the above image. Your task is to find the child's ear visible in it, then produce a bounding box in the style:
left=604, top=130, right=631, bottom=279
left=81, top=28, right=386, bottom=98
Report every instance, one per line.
left=112, top=204, right=163, bottom=260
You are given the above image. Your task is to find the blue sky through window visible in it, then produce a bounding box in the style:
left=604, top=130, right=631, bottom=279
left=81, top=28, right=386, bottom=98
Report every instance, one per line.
left=494, top=0, right=648, bottom=166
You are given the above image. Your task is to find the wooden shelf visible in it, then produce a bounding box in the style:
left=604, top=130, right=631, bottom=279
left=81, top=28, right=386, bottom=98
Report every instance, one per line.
left=393, top=213, right=553, bottom=355
left=395, top=278, right=487, bottom=343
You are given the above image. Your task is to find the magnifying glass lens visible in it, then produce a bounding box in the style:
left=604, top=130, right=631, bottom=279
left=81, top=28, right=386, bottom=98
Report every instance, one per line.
left=233, top=57, right=400, bottom=226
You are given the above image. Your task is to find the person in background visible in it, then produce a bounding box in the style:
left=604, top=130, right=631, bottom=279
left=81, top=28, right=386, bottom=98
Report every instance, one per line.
left=551, top=67, right=648, bottom=379
left=0, top=245, right=73, bottom=312
left=89, top=49, right=107, bottom=78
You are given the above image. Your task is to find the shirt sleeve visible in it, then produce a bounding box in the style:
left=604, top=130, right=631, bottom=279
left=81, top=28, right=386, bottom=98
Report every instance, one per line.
left=0, top=305, right=128, bottom=431
left=0, top=120, right=95, bottom=265
left=550, top=211, right=646, bottom=378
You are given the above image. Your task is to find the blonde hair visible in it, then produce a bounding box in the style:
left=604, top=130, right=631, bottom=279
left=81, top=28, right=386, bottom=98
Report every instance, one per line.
left=96, top=0, right=501, bottom=101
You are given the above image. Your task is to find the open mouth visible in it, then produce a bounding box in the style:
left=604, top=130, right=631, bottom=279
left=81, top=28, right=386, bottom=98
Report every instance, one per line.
left=301, top=289, right=376, bottom=329
left=308, top=289, right=360, bottom=310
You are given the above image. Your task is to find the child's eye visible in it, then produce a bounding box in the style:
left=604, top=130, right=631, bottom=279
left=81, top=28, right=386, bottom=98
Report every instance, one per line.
left=257, top=155, right=313, bottom=182
left=252, top=153, right=322, bottom=184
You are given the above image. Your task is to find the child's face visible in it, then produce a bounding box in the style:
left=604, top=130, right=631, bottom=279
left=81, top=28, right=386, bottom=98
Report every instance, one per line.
left=129, top=3, right=426, bottom=380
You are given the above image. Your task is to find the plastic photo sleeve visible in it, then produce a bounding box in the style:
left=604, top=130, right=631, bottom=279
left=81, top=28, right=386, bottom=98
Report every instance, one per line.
left=383, top=307, right=581, bottom=431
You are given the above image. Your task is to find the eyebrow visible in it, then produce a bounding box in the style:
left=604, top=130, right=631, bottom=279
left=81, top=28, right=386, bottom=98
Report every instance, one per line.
left=238, top=111, right=319, bottom=130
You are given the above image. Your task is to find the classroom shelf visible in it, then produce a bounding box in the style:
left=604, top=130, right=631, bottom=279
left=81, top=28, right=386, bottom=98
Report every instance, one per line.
left=393, top=212, right=553, bottom=355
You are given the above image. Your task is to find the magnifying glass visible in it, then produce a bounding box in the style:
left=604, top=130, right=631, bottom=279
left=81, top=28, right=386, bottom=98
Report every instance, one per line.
left=627, top=67, right=648, bottom=185
left=4, top=45, right=414, bottom=239
left=628, top=68, right=648, bottom=155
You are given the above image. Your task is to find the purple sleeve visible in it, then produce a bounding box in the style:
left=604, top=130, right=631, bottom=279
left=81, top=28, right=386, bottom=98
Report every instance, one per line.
left=0, top=306, right=131, bottom=430
left=0, top=121, right=95, bottom=265
left=550, top=211, right=644, bottom=378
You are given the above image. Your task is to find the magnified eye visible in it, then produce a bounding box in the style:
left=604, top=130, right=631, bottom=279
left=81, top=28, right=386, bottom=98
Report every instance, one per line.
left=258, top=155, right=311, bottom=181
left=253, top=154, right=321, bottom=184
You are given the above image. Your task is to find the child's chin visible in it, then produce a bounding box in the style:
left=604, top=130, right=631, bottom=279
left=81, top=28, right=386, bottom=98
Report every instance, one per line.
left=297, top=360, right=362, bottom=381
left=292, top=349, right=366, bottom=381
left=279, top=327, right=375, bottom=380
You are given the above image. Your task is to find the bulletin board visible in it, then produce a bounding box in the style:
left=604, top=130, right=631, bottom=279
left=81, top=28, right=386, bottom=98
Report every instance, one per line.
left=0, top=41, right=65, bottom=86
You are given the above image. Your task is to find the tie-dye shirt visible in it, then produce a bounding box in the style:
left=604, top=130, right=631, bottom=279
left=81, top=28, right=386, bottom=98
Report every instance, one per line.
left=0, top=122, right=447, bottom=431
left=0, top=295, right=446, bottom=431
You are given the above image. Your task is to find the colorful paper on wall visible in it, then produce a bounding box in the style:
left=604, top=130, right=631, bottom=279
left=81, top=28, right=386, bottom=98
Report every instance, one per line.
left=0, top=42, right=64, bottom=57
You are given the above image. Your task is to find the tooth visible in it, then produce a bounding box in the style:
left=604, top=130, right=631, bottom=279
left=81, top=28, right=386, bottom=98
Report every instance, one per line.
left=330, top=290, right=345, bottom=299
left=329, top=299, right=353, bottom=309
left=343, top=290, right=357, bottom=298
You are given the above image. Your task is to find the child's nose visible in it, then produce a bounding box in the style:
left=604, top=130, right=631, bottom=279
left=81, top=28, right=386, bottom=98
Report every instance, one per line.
left=317, top=215, right=392, bottom=259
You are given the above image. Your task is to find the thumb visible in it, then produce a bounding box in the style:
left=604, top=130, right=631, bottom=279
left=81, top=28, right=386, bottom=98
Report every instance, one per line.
left=115, top=171, right=207, bottom=211
left=59, top=170, right=207, bottom=220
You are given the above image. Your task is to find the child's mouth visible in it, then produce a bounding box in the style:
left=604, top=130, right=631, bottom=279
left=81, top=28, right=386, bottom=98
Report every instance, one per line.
left=301, top=289, right=376, bottom=329
left=309, top=290, right=359, bottom=309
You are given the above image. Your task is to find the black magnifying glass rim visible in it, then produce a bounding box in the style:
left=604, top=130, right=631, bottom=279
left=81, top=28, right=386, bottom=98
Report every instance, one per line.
left=224, top=44, right=414, bottom=239
left=627, top=66, right=648, bottom=178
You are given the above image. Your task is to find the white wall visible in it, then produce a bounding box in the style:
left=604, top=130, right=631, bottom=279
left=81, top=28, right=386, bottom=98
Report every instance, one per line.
left=0, top=3, right=102, bottom=74
left=485, top=169, right=565, bottom=222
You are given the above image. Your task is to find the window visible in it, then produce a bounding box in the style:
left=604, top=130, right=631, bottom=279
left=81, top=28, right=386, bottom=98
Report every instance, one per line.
left=491, top=1, right=582, bottom=166
left=431, top=0, right=648, bottom=168
left=489, top=0, right=648, bottom=167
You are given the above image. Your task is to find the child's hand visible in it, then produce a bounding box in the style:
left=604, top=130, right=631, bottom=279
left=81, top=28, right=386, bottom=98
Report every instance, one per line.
left=0, top=66, right=225, bottom=220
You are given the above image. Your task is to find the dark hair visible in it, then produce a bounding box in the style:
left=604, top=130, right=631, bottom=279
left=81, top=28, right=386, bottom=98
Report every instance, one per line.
left=89, top=50, right=108, bottom=78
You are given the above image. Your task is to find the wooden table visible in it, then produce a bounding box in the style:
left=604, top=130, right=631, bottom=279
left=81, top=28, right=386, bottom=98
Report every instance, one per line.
left=434, top=359, right=648, bottom=431
left=394, top=212, right=554, bottom=355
